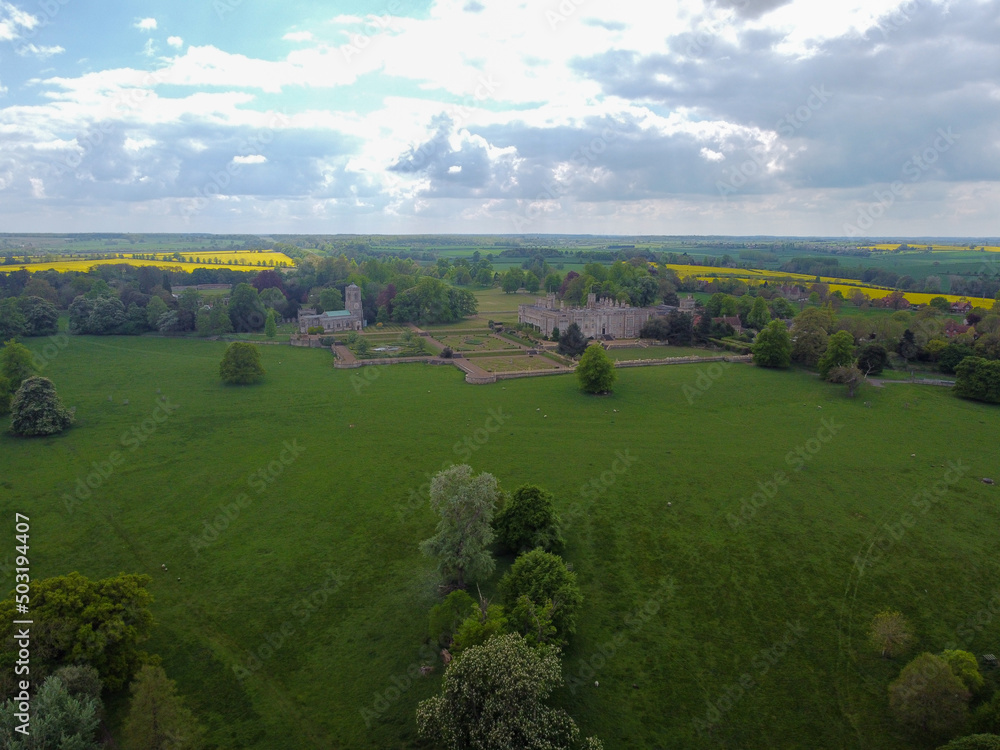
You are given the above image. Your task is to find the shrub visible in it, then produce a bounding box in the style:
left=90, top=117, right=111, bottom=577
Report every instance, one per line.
left=307, top=326, right=324, bottom=335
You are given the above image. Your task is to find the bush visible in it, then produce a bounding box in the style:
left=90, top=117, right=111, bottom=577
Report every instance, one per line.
left=9, top=376, right=73, bottom=436
left=889, top=653, right=971, bottom=745
left=938, top=735, right=1000, bottom=750
left=954, top=356, right=1000, bottom=403
left=440, top=346, right=453, bottom=358
left=219, top=342, right=265, bottom=385
left=428, top=590, right=476, bottom=648
left=307, top=326, right=324, bottom=335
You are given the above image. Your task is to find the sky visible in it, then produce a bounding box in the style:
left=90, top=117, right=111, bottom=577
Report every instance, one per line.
left=0, top=0, right=997, bottom=236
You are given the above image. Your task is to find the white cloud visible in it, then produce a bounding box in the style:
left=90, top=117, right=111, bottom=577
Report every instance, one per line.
left=124, top=136, right=156, bottom=152
left=282, top=31, right=314, bottom=42
left=167, top=36, right=183, bottom=48
left=17, top=43, right=65, bottom=58
left=142, top=39, right=156, bottom=57
left=233, top=154, right=267, bottom=165
left=0, top=1, right=38, bottom=42
left=135, top=17, right=157, bottom=31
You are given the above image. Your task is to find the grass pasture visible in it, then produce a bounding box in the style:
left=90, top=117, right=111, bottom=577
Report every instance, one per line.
left=1, top=336, right=999, bottom=748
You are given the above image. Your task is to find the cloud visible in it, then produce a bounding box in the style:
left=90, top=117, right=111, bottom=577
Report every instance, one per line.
left=16, top=43, right=64, bottom=58
left=167, top=36, right=184, bottom=48
left=0, top=0, right=38, bottom=42
left=233, top=154, right=267, bottom=164
left=134, top=17, right=157, bottom=31
left=282, top=31, right=314, bottom=42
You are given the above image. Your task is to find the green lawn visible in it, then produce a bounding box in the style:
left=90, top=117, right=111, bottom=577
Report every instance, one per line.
left=2, top=335, right=999, bottom=749
left=605, top=346, right=725, bottom=361
left=435, top=334, right=522, bottom=353
left=472, top=286, right=532, bottom=313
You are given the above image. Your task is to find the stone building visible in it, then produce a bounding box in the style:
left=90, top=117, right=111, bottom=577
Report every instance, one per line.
left=297, top=283, right=364, bottom=333
left=519, top=292, right=661, bottom=339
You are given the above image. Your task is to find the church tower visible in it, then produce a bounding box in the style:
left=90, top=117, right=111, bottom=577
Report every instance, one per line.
left=345, top=283, right=363, bottom=327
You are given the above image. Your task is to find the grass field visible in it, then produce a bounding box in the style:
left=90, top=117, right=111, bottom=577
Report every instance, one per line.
left=2, top=336, right=999, bottom=749
left=435, top=334, right=522, bottom=353
left=604, top=346, right=725, bottom=361
left=472, top=287, right=527, bottom=313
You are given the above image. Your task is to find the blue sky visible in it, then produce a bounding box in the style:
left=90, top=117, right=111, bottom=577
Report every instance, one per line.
left=0, top=0, right=997, bottom=235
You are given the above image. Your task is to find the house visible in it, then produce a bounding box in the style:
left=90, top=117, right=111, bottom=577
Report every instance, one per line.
left=951, top=301, right=972, bottom=314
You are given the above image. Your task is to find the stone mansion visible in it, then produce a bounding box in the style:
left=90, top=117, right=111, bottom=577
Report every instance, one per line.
left=297, top=283, right=365, bottom=333
left=518, top=292, right=694, bottom=339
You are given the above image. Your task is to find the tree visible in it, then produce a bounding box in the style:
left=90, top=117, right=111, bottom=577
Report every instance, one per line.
left=747, top=296, right=771, bottom=330
left=940, top=343, right=975, bottom=374
left=752, top=320, right=792, bottom=368
left=208, top=303, right=233, bottom=336
left=68, top=296, right=94, bottom=333
left=869, top=609, right=914, bottom=658
left=417, top=633, right=602, bottom=750
left=428, top=590, right=477, bottom=648
left=420, top=465, right=500, bottom=588
left=265, top=309, right=277, bottom=339
left=576, top=344, right=616, bottom=394
left=9, top=376, right=73, bottom=436
left=524, top=271, right=540, bottom=294
left=228, top=283, right=266, bottom=332
left=790, top=307, right=831, bottom=367
left=954, top=357, right=1000, bottom=404
left=499, top=549, right=582, bottom=644
left=86, top=296, right=126, bottom=335
left=818, top=330, right=855, bottom=378
left=120, top=665, right=205, bottom=750
left=0, top=675, right=100, bottom=750
left=317, top=286, right=343, bottom=313
left=929, top=296, right=952, bottom=313
left=857, top=343, right=889, bottom=376
left=941, top=650, right=985, bottom=696
left=1, top=340, right=39, bottom=387
left=889, top=653, right=971, bottom=744
left=19, top=296, right=58, bottom=336
left=0, top=572, right=153, bottom=697
left=146, top=295, right=169, bottom=329
left=828, top=365, right=864, bottom=397
left=557, top=322, right=587, bottom=358
left=0, top=298, right=26, bottom=340
left=219, top=342, right=265, bottom=385
left=494, top=485, right=564, bottom=555
left=452, top=594, right=508, bottom=653
left=770, top=296, right=796, bottom=319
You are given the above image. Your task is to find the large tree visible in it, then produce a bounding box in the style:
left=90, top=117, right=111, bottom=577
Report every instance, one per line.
left=747, top=296, right=771, bottom=330
left=954, top=357, right=1000, bottom=404
left=818, top=330, right=856, bottom=378
left=494, top=484, right=564, bottom=555
left=499, top=548, right=582, bottom=644
left=857, top=342, right=889, bottom=376
left=18, top=296, right=59, bottom=336
left=420, top=465, right=500, bottom=588
left=417, top=633, right=602, bottom=750
left=219, top=342, right=265, bottom=385
left=576, top=344, right=617, bottom=394
left=0, top=572, right=153, bottom=697
left=790, top=307, right=831, bottom=367
left=889, top=652, right=971, bottom=745
left=752, top=320, right=792, bottom=368
left=120, top=665, right=205, bottom=750
left=1, top=340, right=39, bottom=388
left=9, top=376, right=73, bottom=436
left=0, top=298, right=26, bottom=340
left=228, top=282, right=266, bottom=332
left=0, top=675, right=101, bottom=750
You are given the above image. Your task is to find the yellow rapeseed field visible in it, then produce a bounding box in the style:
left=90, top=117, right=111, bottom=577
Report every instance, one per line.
left=0, top=250, right=294, bottom=274
left=861, top=243, right=1000, bottom=252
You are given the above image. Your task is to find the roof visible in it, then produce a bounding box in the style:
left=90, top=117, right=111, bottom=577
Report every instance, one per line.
left=323, top=310, right=352, bottom=318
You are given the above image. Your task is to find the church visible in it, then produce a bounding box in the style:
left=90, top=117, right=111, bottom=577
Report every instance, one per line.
left=297, top=283, right=365, bottom=333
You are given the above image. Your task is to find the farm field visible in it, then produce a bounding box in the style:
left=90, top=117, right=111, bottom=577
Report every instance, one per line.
left=0, top=249, right=293, bottom=273
left=2, top=336, right=1000, bottom=749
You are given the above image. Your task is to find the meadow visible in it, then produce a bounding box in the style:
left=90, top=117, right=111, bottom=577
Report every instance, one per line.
left=2, top=335, right=999, bottom=749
